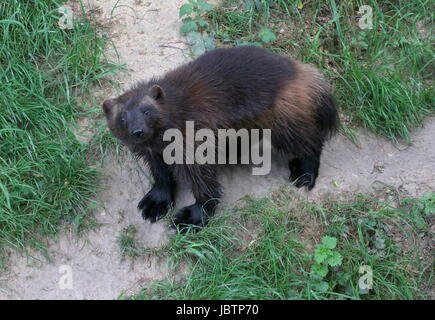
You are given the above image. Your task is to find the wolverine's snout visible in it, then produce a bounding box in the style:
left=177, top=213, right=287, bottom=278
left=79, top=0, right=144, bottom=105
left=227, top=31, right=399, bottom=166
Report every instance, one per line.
left=131, top=129, right=144, bottom=137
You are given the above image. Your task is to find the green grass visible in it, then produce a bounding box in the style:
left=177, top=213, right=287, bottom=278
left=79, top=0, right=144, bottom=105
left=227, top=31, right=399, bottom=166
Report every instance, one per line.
left=207, top=0, right=434, bottom=143
left=0, top=0, right=116, bottom=265
left=308, top=191, right=434, bottom=299
left=129, top=187, right=433, bottom=300
left=117, top=225, right=148, bottom=260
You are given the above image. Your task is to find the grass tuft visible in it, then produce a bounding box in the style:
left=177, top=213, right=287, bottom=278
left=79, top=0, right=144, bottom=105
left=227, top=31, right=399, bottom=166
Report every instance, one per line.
left=0, top=0, right=115, bottom=265
left=129, top=187, right=433, bottom=300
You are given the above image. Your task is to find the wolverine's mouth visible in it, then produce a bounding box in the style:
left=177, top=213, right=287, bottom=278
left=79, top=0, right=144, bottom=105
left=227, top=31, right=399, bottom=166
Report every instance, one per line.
left=119, top=132, right=153, bottom=146
left=117, top=137, right=144, bottom=147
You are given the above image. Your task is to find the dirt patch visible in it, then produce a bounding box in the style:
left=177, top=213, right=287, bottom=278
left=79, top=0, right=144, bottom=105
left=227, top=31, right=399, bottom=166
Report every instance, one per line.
left=0, top=0, right=434, bottom=300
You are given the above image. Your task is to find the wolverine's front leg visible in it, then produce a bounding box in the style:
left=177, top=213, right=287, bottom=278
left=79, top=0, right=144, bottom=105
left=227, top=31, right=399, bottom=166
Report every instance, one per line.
left=138, top=150, right=175, bottom=222
left=173, top=164, right=222, bottom=231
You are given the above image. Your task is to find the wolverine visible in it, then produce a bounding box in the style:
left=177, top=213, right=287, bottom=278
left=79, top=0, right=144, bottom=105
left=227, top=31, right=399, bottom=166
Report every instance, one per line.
left=102, top=46, right=339, bottom=230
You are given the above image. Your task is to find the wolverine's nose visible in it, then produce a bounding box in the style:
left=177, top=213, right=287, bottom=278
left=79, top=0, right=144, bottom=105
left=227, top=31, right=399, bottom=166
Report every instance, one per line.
left=131, top=129, right=144, bottom=137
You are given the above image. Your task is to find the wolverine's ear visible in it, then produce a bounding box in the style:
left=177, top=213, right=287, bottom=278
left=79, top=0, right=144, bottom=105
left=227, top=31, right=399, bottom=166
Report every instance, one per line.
left=102, top=99, right=116, bottom=114
left=149, top=85, right=165, bottom=102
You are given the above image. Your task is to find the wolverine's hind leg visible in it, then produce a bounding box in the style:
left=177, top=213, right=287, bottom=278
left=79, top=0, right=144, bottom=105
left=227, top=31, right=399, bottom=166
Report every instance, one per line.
left=288, top=150, right=321, bottom=190
left=271, top=128, right=321, bottom=191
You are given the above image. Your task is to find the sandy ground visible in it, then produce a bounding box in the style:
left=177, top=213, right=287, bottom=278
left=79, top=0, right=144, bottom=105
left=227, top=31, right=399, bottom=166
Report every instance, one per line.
left=0, top=0, right=434, bottom=300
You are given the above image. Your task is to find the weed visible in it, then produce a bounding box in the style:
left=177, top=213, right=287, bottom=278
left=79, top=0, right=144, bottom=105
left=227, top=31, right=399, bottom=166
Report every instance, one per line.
left=310, top=236, right=344, bottom=293
left=180, top=0, right=216, bottom=56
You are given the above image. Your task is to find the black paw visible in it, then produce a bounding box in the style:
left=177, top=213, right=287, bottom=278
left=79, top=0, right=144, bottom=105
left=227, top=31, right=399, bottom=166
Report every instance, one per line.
left=138, top=187, right=173, bottom=222
left=289, top=158, right=318, bottom=191
left=289, top=171, right=316, bottom=190
left=172, top=203, right=209, bottom=232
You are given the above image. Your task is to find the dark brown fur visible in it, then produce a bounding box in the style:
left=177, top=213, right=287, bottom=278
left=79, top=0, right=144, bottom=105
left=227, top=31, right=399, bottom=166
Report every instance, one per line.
left=102, top=46, right=339, bottom=230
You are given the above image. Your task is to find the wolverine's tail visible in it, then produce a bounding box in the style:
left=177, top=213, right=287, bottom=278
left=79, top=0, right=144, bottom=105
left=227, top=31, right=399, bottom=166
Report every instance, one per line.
left=298, top=61, right=339, bottom=141
left=315, top=90, right=339, bottom=140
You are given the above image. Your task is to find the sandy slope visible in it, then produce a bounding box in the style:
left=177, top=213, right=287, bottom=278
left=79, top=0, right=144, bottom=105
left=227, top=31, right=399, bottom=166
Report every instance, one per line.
left=0, top=0, right=433, bottom=299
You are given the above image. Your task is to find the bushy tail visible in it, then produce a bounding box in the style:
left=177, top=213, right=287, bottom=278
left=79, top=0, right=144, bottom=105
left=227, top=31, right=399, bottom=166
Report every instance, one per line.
left=297, top=61, right=339, bottom=141
left=315, top=91, right=340, bottom=140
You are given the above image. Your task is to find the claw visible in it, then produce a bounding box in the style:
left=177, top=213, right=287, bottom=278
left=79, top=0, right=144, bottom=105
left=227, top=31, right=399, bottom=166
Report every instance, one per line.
left=138, top=187, right=173, bottom=222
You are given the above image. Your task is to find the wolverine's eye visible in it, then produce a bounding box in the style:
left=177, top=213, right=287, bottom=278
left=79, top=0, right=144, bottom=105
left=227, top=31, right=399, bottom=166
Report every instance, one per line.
left=143, top=110, right=150, bottom=115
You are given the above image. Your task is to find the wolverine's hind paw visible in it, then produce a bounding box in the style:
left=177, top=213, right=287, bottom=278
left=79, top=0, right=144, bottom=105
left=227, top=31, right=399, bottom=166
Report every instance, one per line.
left=138, top=187, right=173, bottom=223
left=172, top=203, right=209, bottom=232
left=289, top=172, right=316, bottom=190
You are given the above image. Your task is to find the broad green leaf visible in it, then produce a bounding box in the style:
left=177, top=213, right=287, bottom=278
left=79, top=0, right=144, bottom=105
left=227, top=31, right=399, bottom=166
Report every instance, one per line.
left=297, top=0, right=304, bottom=10
left=187, top=31, right=206, bottom=56
left=197, top=0, right=213, bottom=12
left=181, top=20, right=198, bottom=35
left=322, top=236, right=337, bottom=249
left=374, top=236, right=386, bottom=250
left=259, top=27, right=276, bottom=43
left=314, top=249, right=328, bottom=263
left=187, top=31, right=202, bottom=44
left=203, top=34, right=216, bottom=51
left=196, top=17, right=209, bottom=28
left=191, top=41, right=206, bottom=56
left=311, top=263, right=328, bottom=277
left=179, top=4, right=192, bottom=18
left=327, top=251, right=343, bottom=267
left=182, top=17, right=193, bottom=23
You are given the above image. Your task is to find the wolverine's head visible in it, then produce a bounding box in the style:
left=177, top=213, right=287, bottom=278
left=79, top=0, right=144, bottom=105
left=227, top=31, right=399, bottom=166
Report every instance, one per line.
left=102, top=85, right=164, bottom=146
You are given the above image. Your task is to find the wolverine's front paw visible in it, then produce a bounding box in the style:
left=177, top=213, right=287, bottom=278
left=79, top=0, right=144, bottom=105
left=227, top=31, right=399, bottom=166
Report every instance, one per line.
left=172, top=203, right=209, bottom=232
left=138, top=187, right=173, bottom=223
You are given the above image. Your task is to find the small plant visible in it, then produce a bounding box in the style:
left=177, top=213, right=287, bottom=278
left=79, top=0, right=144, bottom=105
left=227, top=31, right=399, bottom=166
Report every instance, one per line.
left=310, top=236, right=344, bottom=293
left=179, top=0, right=216, bottom=56
left=117, top=225, right=145, bottom=260
left=258, top=26, right=276, bottom=44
